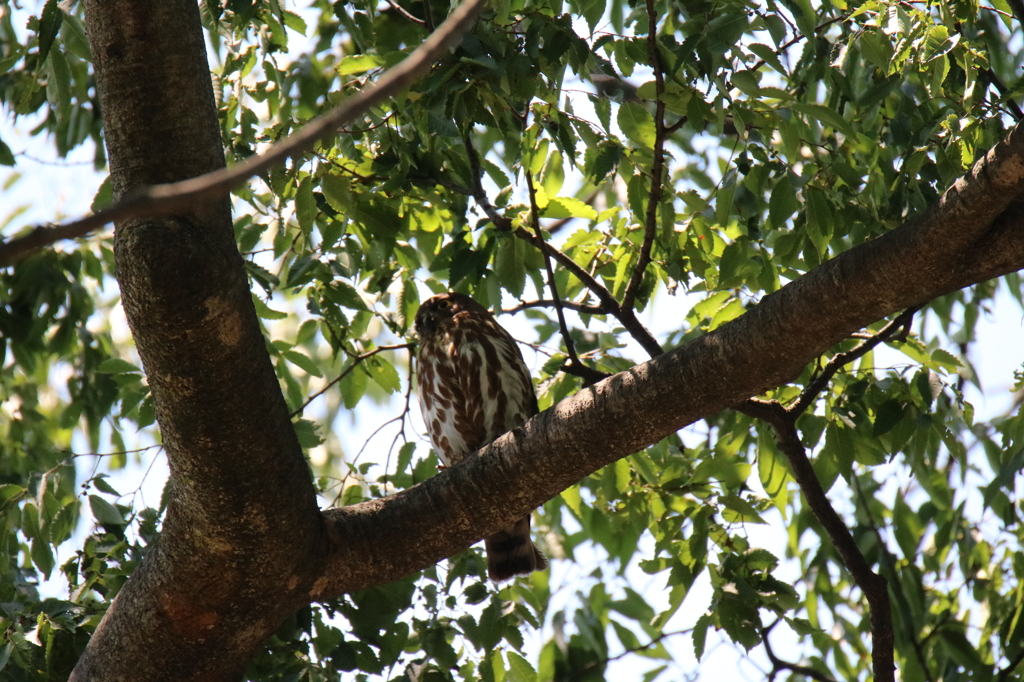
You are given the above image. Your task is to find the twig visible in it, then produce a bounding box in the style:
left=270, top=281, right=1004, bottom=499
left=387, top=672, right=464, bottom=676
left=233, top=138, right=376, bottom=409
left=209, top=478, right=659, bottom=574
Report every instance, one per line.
left=383, top=348, right=417, bottom=486
left=464, top=135, right=664, bottom=360
left=573, top=627, right=691, bottom=679
left=0, top=0, right=488, bottom=267
left=384, top=0, right=426, bottom=25
left=525, top=170, right=606, bottom=386
left=621, top=0, right=668, bottom=314
left=289, top=343, right=413, bottom=417
left=762, top=619, right=837, bottom=682
left=852, top=475, right=936, bottom=682
left=503, top=299, right=606, bottom=315
left=421, top=0, right=435, bottom=30
left=789, top=307, right=919, bottom=417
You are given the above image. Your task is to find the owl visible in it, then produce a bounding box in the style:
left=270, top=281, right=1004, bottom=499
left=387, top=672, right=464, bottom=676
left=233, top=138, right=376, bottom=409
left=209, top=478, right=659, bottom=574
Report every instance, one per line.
left=415, top=292, right=548, bottom=581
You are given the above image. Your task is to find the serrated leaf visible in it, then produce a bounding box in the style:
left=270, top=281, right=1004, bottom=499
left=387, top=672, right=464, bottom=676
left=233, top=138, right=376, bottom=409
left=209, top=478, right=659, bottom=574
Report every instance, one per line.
left=369, top=357, right=401, bottom=393
left=31, top=538, right=54, bottom=579
left=292, top=418, right=324, bottom=448
left=337, top=54, right=383, bottom=76
left=719, top=494, right=767, bottom=524
left=282, top=350, right=323, bottom=377
left=541, top=197, right=598, bottom=220
left=791, top=102, right=855, bottom=138
left=506, top=651, right=537, bottom=682
left=617, top=101, right=656, bottom=149
left=282, top=9, right=307, bottom=34
left=494, top=236, right=528, bottom=298
left=97, top=358, right=141, bottom=374
left=930, top=348, right=963, bottom=371
left=89, top=494, right=125, bottom=526
left=252, top=296, right=287, bottom=319
left=91, top=476, right=121, bottom=496
left=561, top=486, right=583, bottom=519
left=37, top=0, right=64, bottom=64
left=339, top=364, right=369, bottom=409
left=693, top=613, right=713, bottom=660
left=804, top=187, right=832, bottom=257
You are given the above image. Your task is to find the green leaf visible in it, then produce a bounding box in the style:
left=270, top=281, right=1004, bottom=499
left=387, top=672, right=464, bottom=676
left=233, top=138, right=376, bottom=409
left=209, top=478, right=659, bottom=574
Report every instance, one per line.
left=337, top=54, right=383, bottom=76
left=541, top=197, right=598, bottom=220
left=617, top=101, right=656, bottom=149
left=757, top=431, right=790, bottom=514
left=506, top=651, right=537, bottom=682
left=0, top=140, right=14, bottom=166
left=791, top=102, right=856, bottom=138
left=282, top=349, right=323, bottom=377
left=89, top=494, right=126, bottom=526
left=37, top=0, right=64, bottom=64
left=769, top=177, right=799, bottom=228
left=369, top=357, right=401, bottom=393
left=494, top=235, right=528, bottom=298
left=31, top=537, right=54, bottom=579
left=693, top=613, right=713, bottom=660
left=292, top=419, right=324, bottom=448
left=804, top=187, right=832, bottom=258
left=295, top=176, right=316, bottom=232
left=97, top=358, right=142, bottom=374
left=91, top=476, right=121, bottom=496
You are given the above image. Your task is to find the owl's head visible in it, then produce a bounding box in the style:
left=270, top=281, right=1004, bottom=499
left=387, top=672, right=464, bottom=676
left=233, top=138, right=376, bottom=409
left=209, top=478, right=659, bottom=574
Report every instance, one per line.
left=414, top=292, right=488, bottom=337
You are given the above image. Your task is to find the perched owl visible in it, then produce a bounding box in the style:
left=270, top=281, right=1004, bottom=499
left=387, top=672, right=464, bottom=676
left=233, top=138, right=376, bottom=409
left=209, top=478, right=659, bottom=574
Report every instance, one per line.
left=415, top=292, right=548, bottom=581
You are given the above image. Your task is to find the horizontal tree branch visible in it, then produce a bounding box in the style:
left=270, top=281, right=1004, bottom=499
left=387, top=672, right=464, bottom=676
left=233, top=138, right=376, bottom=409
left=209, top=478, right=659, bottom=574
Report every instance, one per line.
left=0, top=0, right=488, bottom=268
left=313, top=121, right=1024, bottom=593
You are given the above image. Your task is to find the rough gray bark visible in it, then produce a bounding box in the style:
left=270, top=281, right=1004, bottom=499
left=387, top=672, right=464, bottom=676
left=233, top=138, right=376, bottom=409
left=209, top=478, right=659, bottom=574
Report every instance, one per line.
left=71, top=0, right=1024, bottom=679
left=73, top=1, right=325, bottom=679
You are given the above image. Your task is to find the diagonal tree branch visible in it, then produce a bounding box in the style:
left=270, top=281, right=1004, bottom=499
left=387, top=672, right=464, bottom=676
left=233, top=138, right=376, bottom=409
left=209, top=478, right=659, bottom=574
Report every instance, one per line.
left=463, top=135, right=665, bottom=359
left=737, top=399, right=894, bottom=682
left=734, top=310, right=925, bottom=682
left=314, top=139, right=1024, bottom=594
left=762, top=619, right=837, bottom=682
left=0, top=0, right=488, bottom=268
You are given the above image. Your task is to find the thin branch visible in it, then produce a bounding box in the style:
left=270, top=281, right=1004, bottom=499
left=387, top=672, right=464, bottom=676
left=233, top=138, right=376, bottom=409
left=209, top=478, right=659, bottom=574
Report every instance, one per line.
left=289, top=343, right=413, bottom=417
left=421, top=0, right=435, bottom=30
left=762, top=619, right=837, bottom=682
left=621, top=0, right=668, bottom=314
left=574, top=628, right=691, bottom=679
left=0, top=0, right=488, bottom=267
left=383, top=0, right=426, bottom=25
left=789, top=307, right=919, bottom=417
left=463, top=135, right=664, bottom=360
left=1005, top=0, right=1024, bottom=32
left=852, top=475, right=937, bottom=682
left=503, top=299, right=606, bottom=315
left=383, top=348, right=417, bottom=486
left=738, top=399, right=894, bottom=682
left=734, top=312, right=920, bottom=682
left=525, top=169, right=607, bottom=386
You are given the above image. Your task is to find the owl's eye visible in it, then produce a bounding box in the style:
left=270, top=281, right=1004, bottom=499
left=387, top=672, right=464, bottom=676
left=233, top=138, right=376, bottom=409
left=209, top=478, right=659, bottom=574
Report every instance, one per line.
left=438, top=299, right=452, bottom=309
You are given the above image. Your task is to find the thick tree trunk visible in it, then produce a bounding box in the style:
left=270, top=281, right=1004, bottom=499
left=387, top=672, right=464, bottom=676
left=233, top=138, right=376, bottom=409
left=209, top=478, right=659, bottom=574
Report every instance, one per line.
left=73, top=2, right=326, bottom=679
left=71, top=0, right=1024, bottom=679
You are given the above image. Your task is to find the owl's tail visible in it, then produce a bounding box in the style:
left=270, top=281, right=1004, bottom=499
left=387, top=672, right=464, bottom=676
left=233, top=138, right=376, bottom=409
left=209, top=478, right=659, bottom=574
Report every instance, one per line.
left=485, top=515, right=548, bottom=582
